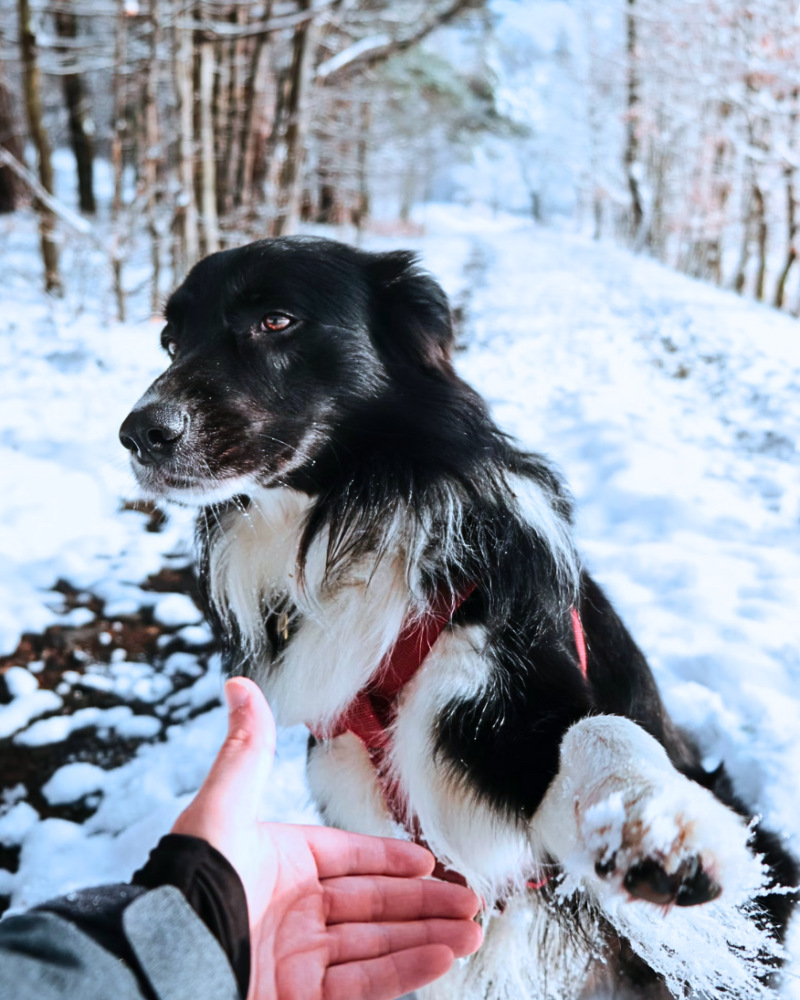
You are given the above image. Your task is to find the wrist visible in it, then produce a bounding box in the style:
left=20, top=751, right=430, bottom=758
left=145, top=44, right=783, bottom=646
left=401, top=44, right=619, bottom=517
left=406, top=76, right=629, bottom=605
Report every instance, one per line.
left=132, top=833, right=251, bottom=998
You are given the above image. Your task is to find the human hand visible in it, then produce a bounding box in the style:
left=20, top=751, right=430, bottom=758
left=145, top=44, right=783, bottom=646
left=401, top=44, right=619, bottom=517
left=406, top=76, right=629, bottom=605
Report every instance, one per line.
left=171, top=677, right=482, bottom=1000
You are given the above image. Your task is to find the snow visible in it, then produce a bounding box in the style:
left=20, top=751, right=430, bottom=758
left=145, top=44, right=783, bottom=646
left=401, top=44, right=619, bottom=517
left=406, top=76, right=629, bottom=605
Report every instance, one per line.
left=162, top=624, right=214, bottom=649
left=0, top=265, right=195, bottom=654
left=0, top=803, right=39, bottom=847
left=164, top=667, right=223, bottom=715
left=163, top=651, right=204, bottom=677
left=152, top=593, right=203, bottom=627
left=59, top=607, right=96, bottom=628
left=61, top=661, right=175, bottom=703
left=0, top=689, right=63, bottom=740
left=42, top=763, right=109, bottom=806
left=14, top=705, right=161, bottom=747
left=4, top=666, right=39, bottom=699
left=1, top=199, right=799, bottom=994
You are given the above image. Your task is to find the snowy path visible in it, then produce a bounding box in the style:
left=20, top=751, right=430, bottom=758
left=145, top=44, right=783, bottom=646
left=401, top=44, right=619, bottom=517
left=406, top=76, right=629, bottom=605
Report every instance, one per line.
left=1, top=204, right=799, bottom=988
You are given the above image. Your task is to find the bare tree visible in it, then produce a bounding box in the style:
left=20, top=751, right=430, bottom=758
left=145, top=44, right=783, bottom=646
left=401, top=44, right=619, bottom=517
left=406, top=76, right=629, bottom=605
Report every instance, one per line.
left=17, top=0, right=61, bottom=293
left=173, top=0, right=199, bottom=278
left=774, top=89, right=798, bottom=309
left=199, top=36, right=219, bottom=253
left=53, top=0, right=96, bottom=214
left=0, top=57, right=24, bottom=213
left=624, top=0, right=644, bottom=246
left=235, top=2, right=273, bottom=210
left=143, top=0, right=162, bottom=311
left=274, top=0, right=318, bottom=236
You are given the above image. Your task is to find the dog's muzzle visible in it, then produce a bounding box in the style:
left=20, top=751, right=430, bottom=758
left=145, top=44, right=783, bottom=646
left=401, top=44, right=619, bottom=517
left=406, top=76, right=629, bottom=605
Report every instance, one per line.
left=119, top=405, right=187, bottom=467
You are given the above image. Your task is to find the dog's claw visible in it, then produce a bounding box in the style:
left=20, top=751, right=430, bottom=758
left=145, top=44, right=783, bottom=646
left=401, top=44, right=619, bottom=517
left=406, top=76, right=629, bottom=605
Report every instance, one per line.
left=624, top=858, right=678, bottom=904
left=595, top=853, right=617, bottom=878
left=623, top=855, right=720, bottom=907
left=674, top=859, right=721, bottom=906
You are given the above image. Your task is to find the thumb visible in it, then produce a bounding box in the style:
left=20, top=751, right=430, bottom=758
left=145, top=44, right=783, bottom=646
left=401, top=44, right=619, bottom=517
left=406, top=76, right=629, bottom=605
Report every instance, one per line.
left=188, top=677, right=276, bottom=824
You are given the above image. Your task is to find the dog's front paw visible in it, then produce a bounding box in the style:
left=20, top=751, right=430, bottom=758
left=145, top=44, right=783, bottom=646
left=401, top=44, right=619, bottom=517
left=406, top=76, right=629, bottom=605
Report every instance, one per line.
left=579, top=779, right=751, bottom=907
left=617, top=853, right=720, bottom=906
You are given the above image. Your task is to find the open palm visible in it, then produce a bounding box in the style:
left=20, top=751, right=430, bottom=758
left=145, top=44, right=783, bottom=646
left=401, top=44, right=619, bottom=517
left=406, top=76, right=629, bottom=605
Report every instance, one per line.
left=172, top=678, right=482, bottom=1000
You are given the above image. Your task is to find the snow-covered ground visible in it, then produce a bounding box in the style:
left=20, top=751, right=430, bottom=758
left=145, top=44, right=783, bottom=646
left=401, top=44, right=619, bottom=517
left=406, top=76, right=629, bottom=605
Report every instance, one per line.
left=1, top=200, right=798, bottom=993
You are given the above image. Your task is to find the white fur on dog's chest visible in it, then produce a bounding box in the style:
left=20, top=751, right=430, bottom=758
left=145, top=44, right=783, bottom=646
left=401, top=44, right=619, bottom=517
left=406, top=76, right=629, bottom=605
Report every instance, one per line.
left=208, top=486, right=417, bottom=727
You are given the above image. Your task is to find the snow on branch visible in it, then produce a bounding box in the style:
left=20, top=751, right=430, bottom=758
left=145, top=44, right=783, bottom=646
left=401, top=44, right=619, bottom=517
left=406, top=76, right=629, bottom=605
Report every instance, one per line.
left=315, top=0, right=480, bottom=83
left=0, top=148, right=119, bottom=264
left=188, top=3, right=334, bottom=42
left=316, top=34, right=391, bottom=80
left=0, top=147, right=92, bottom=236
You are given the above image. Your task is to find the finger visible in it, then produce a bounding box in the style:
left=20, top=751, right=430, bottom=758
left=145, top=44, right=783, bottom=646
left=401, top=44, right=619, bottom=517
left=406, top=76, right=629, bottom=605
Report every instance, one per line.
left=175, top=678, right=275, bottom=828
left=327, top=917, right=483, bottom=966
left=299, top=825, right=436, bottom=879
left=324, top=944, right=454, bottom=1000
left=323, top=875, right=480, bottom=925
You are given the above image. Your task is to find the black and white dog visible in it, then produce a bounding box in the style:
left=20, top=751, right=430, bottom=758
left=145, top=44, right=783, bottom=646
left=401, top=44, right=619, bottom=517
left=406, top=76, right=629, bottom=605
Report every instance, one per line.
left=120, top=237, right=797, bottom=998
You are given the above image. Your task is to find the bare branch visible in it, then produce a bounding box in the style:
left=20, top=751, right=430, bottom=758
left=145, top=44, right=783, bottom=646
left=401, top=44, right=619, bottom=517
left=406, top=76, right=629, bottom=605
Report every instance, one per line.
left=187, top=4, right=331, bottom=42
left=315, top=33, right=390, bottom=80
left=315, top=0, right=479, bottom=83
left=0, top=144, right=92, bottom=236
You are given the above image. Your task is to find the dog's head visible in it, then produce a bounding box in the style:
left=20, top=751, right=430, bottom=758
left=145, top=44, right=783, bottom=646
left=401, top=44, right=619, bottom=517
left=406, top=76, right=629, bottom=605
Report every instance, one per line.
left=120, top=237, right=458, bottom=503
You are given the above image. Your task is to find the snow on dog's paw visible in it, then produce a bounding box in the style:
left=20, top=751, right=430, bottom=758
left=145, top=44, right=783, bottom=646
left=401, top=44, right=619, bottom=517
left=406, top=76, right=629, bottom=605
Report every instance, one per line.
left=578, top=776, right=759, bottom=908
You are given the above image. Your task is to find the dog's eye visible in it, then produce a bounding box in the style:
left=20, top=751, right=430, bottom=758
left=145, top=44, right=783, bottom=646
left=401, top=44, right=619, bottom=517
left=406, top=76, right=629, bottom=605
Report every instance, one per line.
left=166, top=339, right=178, bottom=359
left=259, top=313, right=293, bottom=333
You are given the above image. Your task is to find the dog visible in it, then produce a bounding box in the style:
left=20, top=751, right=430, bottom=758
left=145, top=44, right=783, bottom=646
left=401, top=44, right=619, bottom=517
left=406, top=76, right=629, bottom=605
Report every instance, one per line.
left=120, top=236, right=797, bottom=999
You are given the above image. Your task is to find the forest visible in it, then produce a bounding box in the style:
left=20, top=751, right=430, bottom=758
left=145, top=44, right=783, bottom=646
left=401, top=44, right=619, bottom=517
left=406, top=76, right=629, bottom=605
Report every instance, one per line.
left=2, top=0, right=800, bottom=319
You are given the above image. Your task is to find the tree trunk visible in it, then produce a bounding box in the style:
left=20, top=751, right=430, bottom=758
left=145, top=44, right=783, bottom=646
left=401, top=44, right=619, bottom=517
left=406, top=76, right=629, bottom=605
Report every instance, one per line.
left=354, top=98, right=371, bottom=231
left=400, top=165, right=416, bottom=223
left=774, top=94, right=799, bottom=310
left=733, top=183, right=751, bottom=295
left=54, top=0, right=95, bottom=214
left=220, top=6, right=246, bottom=216
left=255, top=65, right=288, bottom=205
left=144, top=0, right=161, bottom=312
left=774, top=164, right=796, bottom=310
left=592, top=193, right=602, bottom=240
left=17, top=0, right=61, bottom=293
left=0, top=58, right=24, bottom=213
left=111, top=0, right=127, bottom=220
left=753, top=183, right=767, bottom=301
left=273, top=0, right=317, bottom=236
left=624, top=0, right=644, bottom=245
left=236, top=26, right=269, bottom=209
left=173, top=10, right=199, bottom=277
left=199, top=39, right=219, bottom=254
left=108, top=0, right=128, bottom=320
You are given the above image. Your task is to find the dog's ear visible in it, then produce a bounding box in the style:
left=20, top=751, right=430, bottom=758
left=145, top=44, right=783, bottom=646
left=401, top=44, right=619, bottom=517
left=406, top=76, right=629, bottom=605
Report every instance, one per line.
left=368, top=251, right=454, bottom=370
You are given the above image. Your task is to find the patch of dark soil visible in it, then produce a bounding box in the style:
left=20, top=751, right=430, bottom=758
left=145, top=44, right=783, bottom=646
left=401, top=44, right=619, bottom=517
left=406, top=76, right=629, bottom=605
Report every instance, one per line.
left=0, top=725, right=158, bottom=823
left=0, top=564, right=207, bottom=684
left=0, top=563, right=220, bottom=902
left=120, top=499, right=168, bottom=533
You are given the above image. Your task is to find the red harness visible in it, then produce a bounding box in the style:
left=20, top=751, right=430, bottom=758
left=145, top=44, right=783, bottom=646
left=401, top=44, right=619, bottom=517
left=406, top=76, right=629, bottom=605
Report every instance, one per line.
left=311, top=591, right=589, bottom=887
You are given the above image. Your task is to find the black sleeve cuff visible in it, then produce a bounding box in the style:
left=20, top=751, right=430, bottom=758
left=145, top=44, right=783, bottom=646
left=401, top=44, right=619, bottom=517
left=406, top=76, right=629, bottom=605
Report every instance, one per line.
left=132, top=834, right=250, bottom=999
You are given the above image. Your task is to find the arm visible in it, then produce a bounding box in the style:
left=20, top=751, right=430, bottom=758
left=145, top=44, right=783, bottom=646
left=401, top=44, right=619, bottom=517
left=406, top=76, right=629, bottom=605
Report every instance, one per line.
left=0, top=880, right=240, bottom=1000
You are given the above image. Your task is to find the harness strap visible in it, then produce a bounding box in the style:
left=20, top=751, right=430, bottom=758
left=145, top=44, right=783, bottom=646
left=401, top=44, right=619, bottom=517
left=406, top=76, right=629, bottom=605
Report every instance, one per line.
left=321, top=584, right=477, bottom=752
left=312, top=594, right=589, bottom=894
left=571, top=606, right=588, bottom=679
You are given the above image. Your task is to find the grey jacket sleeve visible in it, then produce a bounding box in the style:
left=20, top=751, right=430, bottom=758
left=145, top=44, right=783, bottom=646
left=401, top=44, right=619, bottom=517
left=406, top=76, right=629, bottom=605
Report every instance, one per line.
left=0, top=885, right=240, bottom=1000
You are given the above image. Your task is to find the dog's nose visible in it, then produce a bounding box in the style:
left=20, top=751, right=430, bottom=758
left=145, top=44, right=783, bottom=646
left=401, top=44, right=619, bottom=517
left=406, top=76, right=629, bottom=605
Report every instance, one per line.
left=119, top=406, right=187, bottom=466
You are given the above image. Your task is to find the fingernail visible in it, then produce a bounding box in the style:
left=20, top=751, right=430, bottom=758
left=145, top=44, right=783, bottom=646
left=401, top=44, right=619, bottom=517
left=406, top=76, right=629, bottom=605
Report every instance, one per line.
left=224, top=679, right=250, bottom=712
